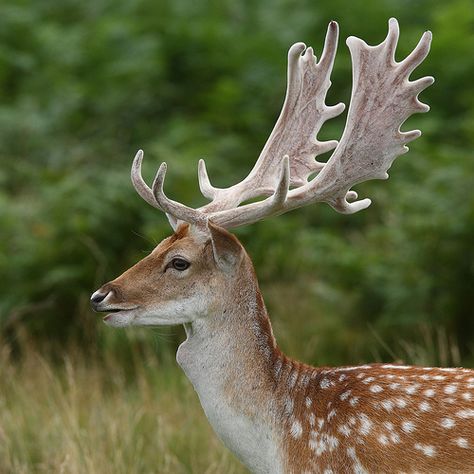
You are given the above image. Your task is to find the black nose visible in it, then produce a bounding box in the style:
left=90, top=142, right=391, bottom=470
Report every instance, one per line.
left=90, top=289, right=110, bottom=311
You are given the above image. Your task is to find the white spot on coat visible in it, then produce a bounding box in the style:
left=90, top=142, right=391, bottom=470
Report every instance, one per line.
left=289, top=370, right=298, bottom=389
left=419, top=401, right=430, bottom=412
left=327, top=435, right=339, bottom=450
left=359, top=414, right=372, bottom=435
left=340, top=390, right=352, bottom=401
left=290, top=420, right=303, bottom=439
left=390, top=432, right=401, bottom=443
left=444, top=384, right=457, bottom=394
left=284, top=398, right=294, bottom=416
left=383, top=421, right=394, bottom=431
left=402, top=421, right=415, bottom=433
left=300, top=374, right=310, bottom=388
left=320, top=378, right=331, bottom=389
left=370, top=384, right=383, bottom=393
left=395, top=398, right=408, bottom=408
left=405, top=384, right=419, bottom=395
left=338, top=424, right=351, bottom=437
left=415, top=443, right=436, bottom=457
left=440, top=418, right=455, bottom=429
left=274, top=359, right=283, bottom=379
left=346, top=446, right=367, bottom=473
left=457, top=409, right=474, bottom=418
left=350, top=397, right=360, bottom=406
left=381, top=400, right=394, bottom=411
left=455, top=437, right=469, bottom=448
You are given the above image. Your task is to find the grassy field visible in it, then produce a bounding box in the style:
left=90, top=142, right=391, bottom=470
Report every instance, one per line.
left=1, top=323, right=465, bottom=474
left=0, top=336, right=246, bottom=474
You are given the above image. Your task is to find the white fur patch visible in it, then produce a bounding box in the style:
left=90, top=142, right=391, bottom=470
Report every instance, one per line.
left=415, top=443, right=436, bottom=457
left=320, top=378, right=331, bottom=389
left=457, top=409, right=474, bottom=418
left=455, top=437, right=469, bottom=448
left=402, top=421, right=415, bottom=433
left=290, top=420, right=303, bottom=439
left=444, top=384, right=457, bottom=394
left=440, top=418, right=455, bottom=429
left=359, top=414, right=372, bottom=435
left=419, top=401, right=430, bottom=412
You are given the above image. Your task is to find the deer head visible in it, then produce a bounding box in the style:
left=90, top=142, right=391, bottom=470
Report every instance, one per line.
left=90, top=221, right=249, bottom=327
left=91, top=18, right=433, bottom=328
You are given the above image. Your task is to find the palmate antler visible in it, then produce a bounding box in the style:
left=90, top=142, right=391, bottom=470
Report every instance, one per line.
left=132, top=18, right=433, bottom=229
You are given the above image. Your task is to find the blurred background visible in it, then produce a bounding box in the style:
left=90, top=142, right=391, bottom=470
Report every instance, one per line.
left=1, top=0, right=473, bottom=472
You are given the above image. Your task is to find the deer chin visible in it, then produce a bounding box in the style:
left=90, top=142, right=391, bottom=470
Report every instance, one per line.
left=103, top=309, right=137, bottom=328
left=122, top=295, right=210, bottom=328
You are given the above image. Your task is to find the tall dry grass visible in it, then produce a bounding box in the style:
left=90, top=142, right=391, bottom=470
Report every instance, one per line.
left=0, top=323, right=465, bottom=473
left=0, top=336, right=246, bottom=474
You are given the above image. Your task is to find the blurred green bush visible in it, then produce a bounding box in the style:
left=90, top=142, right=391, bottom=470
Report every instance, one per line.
left=1, top=0, right=473, bottom=364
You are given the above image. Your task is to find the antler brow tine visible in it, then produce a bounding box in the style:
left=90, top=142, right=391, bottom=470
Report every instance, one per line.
left=131, top=150, right=161, bottom=209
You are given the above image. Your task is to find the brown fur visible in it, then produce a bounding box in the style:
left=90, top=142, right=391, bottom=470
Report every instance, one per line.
left=274, top=362, right=474, bottom=473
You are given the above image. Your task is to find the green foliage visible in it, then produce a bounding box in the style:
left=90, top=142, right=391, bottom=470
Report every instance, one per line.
left=1, top=0, right=473, bottom=364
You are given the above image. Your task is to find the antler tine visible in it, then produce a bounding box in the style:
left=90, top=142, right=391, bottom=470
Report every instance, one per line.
left=198, top=159, right=217, bottom=200
left=318, top=20, right=340, bottom=72
left=131, top=150, right=204, bottom=229
left=273, top=155, right=291, bottom=207
left=399, top=29, right=433, bottom=77
left=384, top=17, right=400, bottom=63
left=151, top=162, right=205, bottom=227
left=131, top=150, right=162, bottom=209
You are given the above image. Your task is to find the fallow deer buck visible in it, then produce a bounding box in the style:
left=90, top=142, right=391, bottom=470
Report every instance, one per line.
left=91, top=19, right=474, bottom=473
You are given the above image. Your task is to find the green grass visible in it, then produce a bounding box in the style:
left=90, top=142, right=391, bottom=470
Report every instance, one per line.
left=0, top=339, right=246, bottom=474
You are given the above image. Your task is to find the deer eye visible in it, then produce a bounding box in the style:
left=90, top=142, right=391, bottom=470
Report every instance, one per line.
left=170, top=258, right=190, bottom=271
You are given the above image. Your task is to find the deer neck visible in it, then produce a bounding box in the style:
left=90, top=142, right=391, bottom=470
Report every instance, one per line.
left=176, top=258, right=286, bottom=473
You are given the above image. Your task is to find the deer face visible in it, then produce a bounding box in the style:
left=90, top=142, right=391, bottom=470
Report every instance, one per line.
left=90, top=222, right=243, bottom=328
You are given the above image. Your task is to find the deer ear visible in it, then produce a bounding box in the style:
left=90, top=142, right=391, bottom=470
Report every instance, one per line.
left=208, top=221, right=243, bottom=272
